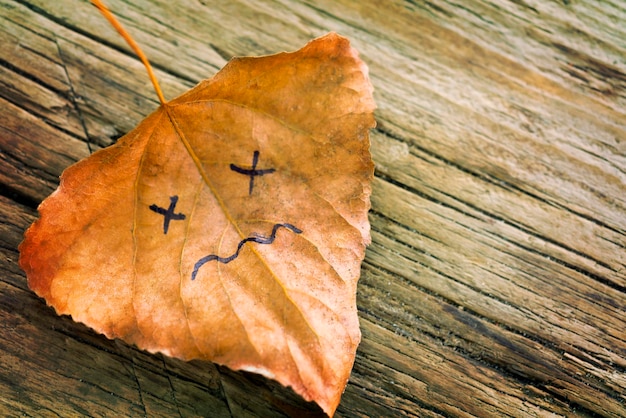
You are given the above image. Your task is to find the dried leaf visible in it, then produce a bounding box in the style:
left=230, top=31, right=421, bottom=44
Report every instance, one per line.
left=19, top=5, right=374, bottom=416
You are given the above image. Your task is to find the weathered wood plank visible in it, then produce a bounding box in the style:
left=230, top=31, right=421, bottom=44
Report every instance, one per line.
left=1, top=0, right=624, bottom=416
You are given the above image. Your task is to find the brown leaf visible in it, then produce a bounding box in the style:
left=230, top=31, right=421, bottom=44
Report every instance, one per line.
left=19, top=25, right=374, bottom=416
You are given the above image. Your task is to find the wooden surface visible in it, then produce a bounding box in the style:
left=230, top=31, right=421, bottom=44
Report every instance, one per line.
left=1, top=0, right=625, bottom=416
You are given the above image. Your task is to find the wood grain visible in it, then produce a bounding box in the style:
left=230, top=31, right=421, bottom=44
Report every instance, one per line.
left=1, top=0, right=624, bottom=416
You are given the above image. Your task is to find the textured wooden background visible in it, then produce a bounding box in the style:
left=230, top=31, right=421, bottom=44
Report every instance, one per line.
left=1, top=0, right=625, bottom=416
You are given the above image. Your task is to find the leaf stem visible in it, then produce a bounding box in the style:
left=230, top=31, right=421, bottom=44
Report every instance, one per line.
left=91, top=0, right=167, bottom=105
